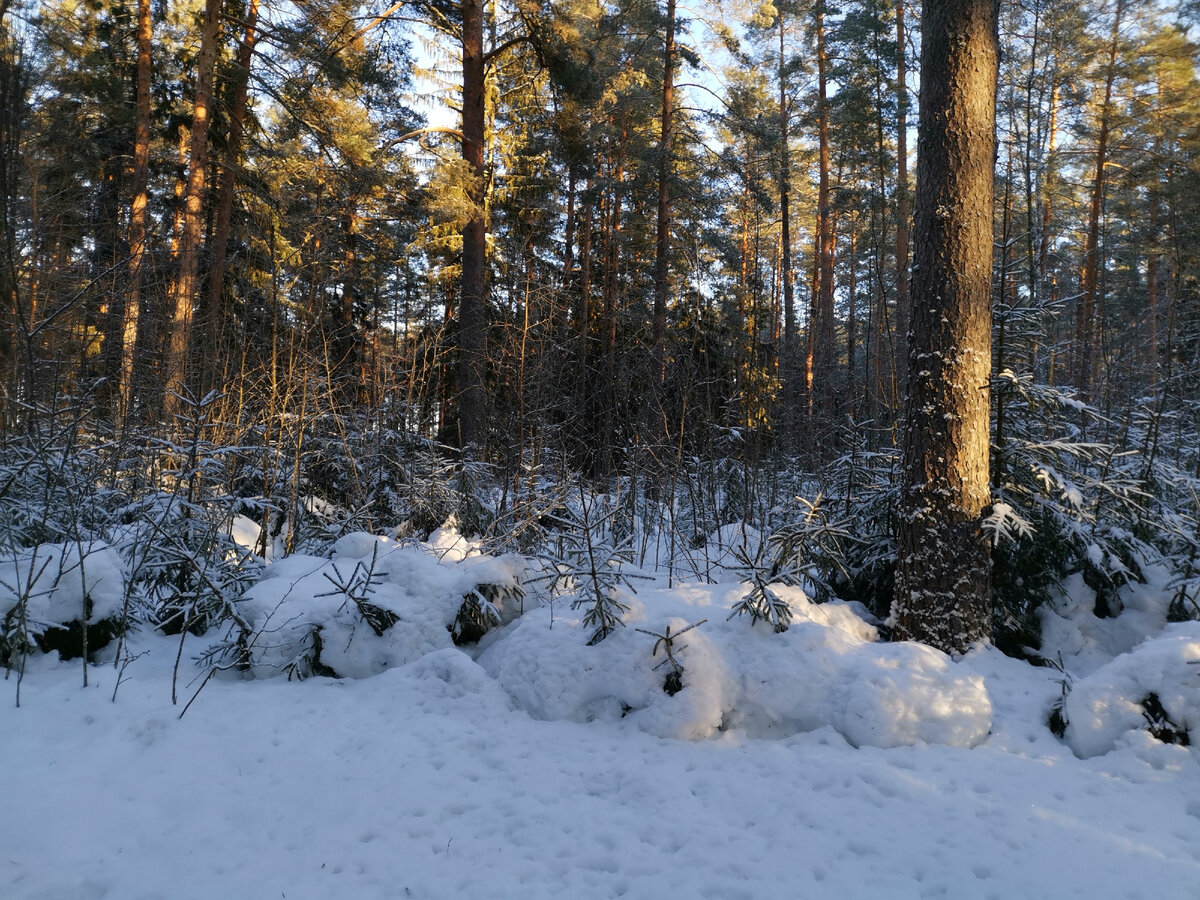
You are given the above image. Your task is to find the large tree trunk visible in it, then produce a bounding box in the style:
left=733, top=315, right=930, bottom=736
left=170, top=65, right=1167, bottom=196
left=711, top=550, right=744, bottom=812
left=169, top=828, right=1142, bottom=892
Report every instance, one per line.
left=163, top=0, right=222, bottom=419
left=894, top=0, right=910, bottom=393
left=457, top=0, right=487, bottom=449
left=892, top=0, right=999, bottom=654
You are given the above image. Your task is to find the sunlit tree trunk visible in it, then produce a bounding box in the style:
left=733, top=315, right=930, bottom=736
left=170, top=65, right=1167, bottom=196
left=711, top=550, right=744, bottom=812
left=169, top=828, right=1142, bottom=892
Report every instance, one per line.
left=115, top=0, right=152, bottom=427
left=893, top=0, right=999, bottom=654
left=204, top=0, right=260, bottom=391
left=164, top=0, right=222, bottom=418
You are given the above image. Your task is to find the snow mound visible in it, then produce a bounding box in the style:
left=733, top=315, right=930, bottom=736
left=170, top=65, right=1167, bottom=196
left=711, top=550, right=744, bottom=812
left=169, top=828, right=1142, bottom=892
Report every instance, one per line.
left=239, top=535, right=524, bottom=679
left=1063, top=621, right=1200, bottom=758
left=425, top=521, right=479, bottom=561
left=0, top=542, right=126, bottom=631
left=479, top=580, right=992, bottom=748
left=1039, top=569, right=1175, bottom=676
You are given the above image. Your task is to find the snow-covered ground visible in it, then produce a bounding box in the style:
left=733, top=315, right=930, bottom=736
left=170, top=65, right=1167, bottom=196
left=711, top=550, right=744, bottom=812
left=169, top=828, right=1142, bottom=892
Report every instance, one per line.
left=3, top=532, right=1200, bottom=899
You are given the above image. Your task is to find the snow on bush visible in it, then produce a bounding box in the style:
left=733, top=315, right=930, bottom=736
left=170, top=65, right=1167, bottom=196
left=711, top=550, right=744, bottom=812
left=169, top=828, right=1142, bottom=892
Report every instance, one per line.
left=238, top=531, right=525, bottom=679
left=227, top=534, right=992, bottom=749
left=1062, top=621, right=1200, bottom=758
left=1040, top=568, right=1176, bottom=677
left=697, top=523, right=767, bottom=580
left=0, top=542, right=126, bottom=659
left=479, top=580, right=993, bottom=748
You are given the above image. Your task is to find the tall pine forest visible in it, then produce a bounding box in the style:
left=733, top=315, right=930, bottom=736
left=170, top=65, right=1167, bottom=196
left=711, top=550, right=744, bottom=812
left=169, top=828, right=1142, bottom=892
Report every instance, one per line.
left=1, top=0, right=1199, bottom=657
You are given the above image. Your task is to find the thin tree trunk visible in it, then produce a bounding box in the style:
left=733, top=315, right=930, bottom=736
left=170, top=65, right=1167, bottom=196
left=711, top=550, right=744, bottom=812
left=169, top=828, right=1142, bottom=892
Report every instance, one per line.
left=847, top=219, right=858, bottom=422
left=578, top=172, right=593, bottom=350
left=813, top=2, right=837, bottom=441
left=1040, top=79, right=1059, bottom=384
left=458, top=0, right=487, bottom=449
left=779, top=16, right=797, bottom=449
left=1077, top=0, right=1124, bottom=402
left=117, top=0, right=152, bottom=427
left=651, top=0, right=676, bottom=381
left=563, top=162, right=576, bottom=286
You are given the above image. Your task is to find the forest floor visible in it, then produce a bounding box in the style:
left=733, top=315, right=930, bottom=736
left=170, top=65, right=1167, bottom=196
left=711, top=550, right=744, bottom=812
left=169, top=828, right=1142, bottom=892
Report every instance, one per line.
left=3, top=535, right=1200, bottom=899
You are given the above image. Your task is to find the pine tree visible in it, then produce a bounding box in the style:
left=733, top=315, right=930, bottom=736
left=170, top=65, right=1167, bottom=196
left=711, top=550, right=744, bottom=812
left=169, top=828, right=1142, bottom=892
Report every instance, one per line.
left=892, top=0, right=1000, bottom=654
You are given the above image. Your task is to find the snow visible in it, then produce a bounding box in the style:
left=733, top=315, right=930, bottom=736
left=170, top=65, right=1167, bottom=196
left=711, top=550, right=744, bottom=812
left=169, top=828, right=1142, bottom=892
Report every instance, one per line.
left=3, top=531, right=1200, bottom=899
left=230, top=514, right=263, bottom=556
left=480, top=582, right=991, bottom=747
left=1040, top=569, right=1175, bottom=676
left=0, top=542, right=126, bottom=632
left=238, top=535, right=525, bottom=679
left=1063, top=621, right=1200, bottom=758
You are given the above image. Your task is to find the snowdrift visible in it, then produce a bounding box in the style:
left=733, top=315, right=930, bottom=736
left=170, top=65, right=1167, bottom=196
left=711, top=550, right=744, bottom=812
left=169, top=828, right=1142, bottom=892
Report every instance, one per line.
left=232, top=532, right=993, bottom=749
left=1063, top=621, right=1200, bottom=758
left=478, top=581, right=993, bottom=748
left=0, top=542, right=126, bottom=659
left=238, top=533, right=526, bottom=679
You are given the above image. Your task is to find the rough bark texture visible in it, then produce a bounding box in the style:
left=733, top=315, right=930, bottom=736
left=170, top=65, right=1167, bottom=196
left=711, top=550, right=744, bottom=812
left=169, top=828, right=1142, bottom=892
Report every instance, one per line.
left=457, top=0, right=487, bottom=449
left=0, top=16, right=25, bottom=393
left=779, top=17, right=796, bottom=447
left=164, top=0, right=222, bottom=418
left=892, top=0, right=998, bottom=654
left=894, top=0, right=911, bottom=384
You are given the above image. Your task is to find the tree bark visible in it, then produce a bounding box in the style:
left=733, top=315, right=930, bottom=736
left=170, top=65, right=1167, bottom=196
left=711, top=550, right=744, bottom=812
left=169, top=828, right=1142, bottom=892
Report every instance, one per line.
left=0, top=15, right=26, bottom=400
left=779, top=15, right=797, bottom=449
left=457, top=0, right=487, bottom=449
left=894, top=0, right=911, bottom=388
left=164, top=0, right=222, bottom=418
left=204, top=0, right=260, bottom=390
left=578, top=173, right=593, bottom=349
left=892, top=0, right=999, bottom=654
left=1077, top=0, right=1124, bottom=402
left=813, top=1, right=836, bottom=443
left=116, top=0, right=152, bottom=427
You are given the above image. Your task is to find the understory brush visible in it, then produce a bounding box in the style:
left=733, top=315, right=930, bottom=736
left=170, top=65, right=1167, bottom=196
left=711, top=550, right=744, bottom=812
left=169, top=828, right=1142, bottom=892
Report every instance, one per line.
left=3, top=377, right=1198, bottom=708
